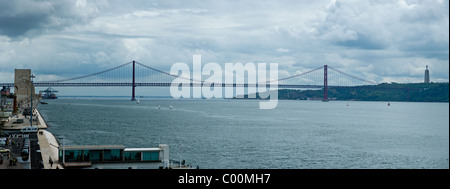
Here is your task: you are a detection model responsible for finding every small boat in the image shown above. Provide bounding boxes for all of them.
[387,102,390,106]
[40,101,48,104]
[136,99,140,104]
[169,105,173,109]
[158,105,160,109]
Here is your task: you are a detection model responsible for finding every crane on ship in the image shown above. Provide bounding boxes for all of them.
[39,87,59,99]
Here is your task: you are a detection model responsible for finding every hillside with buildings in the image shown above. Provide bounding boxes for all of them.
[275,82,449,102]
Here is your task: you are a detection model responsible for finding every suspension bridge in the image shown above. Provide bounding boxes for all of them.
[1,61,378,101]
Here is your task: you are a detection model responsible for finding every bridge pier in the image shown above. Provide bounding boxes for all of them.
[131,60,136,101]
[323,65,329,102]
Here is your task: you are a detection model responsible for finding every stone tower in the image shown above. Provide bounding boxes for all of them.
[424,65,430,83]
[14,69,40,109]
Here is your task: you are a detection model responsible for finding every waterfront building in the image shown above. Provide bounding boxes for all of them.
[58,144,170,169]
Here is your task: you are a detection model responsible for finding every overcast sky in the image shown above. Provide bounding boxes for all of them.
[0,0,448,95]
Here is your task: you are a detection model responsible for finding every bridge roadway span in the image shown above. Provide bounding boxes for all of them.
[0,63,380,101]
[1,82,355,89]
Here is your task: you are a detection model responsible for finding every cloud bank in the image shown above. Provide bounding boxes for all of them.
[0,0,448,89]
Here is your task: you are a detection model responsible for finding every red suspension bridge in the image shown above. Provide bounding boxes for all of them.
[1,61,378,101]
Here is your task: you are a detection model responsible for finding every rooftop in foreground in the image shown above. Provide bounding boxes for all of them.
[58,144,169,169]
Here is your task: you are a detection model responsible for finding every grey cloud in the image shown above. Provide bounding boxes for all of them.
[0,0,448,86]
[336,33,388,50]
[0,0,105,38]
[317,0,448,53]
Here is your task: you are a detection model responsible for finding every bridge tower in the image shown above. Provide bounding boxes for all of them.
[323,65,329,102]
[131,60,136,101]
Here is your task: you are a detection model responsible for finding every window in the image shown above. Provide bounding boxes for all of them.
[124,152,141,162]
[111,149,121,161]
[102,149,122,162]
[142,152,159,161]
[104,150,112,161]
[65,150,82,162]
[142,152,151,161]
[83,150,89,161]
[89,150,102,162]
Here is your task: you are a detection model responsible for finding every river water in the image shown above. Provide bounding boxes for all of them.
[37,98,449,169]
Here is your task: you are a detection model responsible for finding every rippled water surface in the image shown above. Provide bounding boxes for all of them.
[38,98,449,169]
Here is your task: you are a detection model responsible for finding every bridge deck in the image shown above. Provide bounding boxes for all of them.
[1,82,343,88]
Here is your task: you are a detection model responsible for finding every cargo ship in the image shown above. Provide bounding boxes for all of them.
[40,87,58,99]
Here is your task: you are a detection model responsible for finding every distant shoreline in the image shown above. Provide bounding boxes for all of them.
[58,96,173,98]
[39,82,449,103]
[47,96,450,103]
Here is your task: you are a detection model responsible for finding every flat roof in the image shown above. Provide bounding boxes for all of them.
[62,145,125,150]
[63,162,92,168]
[123,148,162,152]
[61,146,163,152]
